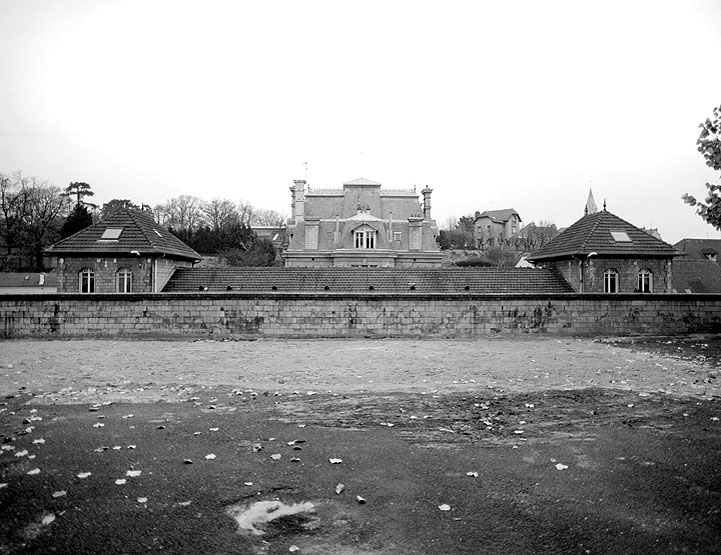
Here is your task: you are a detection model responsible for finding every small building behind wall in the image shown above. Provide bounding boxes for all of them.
[527,203,679,293]
[45,208,201,293]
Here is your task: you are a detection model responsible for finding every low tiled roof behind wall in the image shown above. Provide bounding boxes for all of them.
[163,267,574,293]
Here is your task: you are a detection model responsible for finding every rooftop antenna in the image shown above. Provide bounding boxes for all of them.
[303,161,308,181]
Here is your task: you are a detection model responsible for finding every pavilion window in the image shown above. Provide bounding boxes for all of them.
[603,269,619,293]
[637,268,653,293]
[79,268,95,293]
[116,268,133,293]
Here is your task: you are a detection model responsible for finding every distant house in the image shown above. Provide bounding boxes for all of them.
[45,208,200,293]
[473,209,521,248]
[527,205,679,293]
[672,238,721,293]
[283,178,443,267]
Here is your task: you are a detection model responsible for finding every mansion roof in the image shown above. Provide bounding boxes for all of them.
[528,210,678,262]
[163,267,574,294]
[672,238,721,293]
[46,208,201,261]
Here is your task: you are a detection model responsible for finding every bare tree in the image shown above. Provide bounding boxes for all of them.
[25,181,70,270]
[249,208,286,226]
[0,171,32,262]
[236,200,255,226]
[157,195,206,230]
[203,198,239,233]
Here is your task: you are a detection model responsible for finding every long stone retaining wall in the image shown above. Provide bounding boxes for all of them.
[2,293,721,338]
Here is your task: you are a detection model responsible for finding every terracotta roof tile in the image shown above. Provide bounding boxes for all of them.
[162,267,574,294]
[527,210,678,261]
[46,209,200,261]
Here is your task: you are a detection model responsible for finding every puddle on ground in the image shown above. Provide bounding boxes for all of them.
[225,498,400,554]
[226,499,318,536]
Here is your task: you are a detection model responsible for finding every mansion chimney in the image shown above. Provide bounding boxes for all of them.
[291,179,306,222]
[421,186,433,220]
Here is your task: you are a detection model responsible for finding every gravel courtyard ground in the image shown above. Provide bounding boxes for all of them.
[1,336,720,554]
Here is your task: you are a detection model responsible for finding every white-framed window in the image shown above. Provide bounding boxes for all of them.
[116,268,132,293]
[637,268,653,293]
[354,226,376,249]
[79,268,95,293]
[604,269,619,293]
[393,231,402,242]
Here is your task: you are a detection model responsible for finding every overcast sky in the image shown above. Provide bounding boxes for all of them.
[2,0,721,243]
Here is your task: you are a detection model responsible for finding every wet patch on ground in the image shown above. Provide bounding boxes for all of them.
[270,387,720,448]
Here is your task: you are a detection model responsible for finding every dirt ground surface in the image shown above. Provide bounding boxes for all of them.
[1,336,720,554]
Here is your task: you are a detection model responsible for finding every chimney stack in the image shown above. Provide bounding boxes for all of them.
[290,179,306,222]
[421,186,433,220]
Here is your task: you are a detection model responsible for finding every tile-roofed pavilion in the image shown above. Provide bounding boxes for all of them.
[46,208,200,260]
[527,209,677,261]
[527,207,679,293]
[46,208,200,293]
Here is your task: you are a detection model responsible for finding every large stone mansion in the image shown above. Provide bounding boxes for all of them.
[282,178,443,267]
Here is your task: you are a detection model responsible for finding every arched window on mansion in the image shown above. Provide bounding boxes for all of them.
[637,268,653,293]
[603,269,619,293]
[116,268,133,293]
[79,268,95,293]
[354,225,377,249]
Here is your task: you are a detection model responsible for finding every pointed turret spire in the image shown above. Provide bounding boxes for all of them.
[585,189,598,215]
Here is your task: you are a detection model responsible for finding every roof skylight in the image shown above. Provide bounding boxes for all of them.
[100,228,123,239]
[610,231,632,242]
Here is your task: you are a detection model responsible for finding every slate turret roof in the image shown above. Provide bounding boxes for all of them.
[46,208,201,261]
[527,210,679,262]
[162,267,574,294]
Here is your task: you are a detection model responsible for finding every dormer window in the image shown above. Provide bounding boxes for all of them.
[354,225,376,249]
[610,231,631,242]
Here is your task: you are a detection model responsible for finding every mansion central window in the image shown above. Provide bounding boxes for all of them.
[354,227,376,249]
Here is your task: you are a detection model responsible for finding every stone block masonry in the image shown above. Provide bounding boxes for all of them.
[1,292,721,339]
